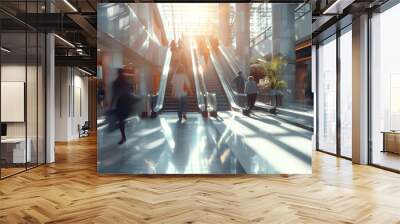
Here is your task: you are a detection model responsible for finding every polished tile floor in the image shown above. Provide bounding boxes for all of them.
[98,111,312,174]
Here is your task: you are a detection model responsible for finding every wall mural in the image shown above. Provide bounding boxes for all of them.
[97,3,313,174]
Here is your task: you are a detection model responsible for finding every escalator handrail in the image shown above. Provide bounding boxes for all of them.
[212,43,246,98]
[194,41,220,113]
[208,42,245,111]
[193,42,208,96]
[190,39,207,112]
[154,48,172,113]
[219,46,247,91]
[223,47,242,76]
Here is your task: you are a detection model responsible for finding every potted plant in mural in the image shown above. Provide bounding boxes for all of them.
[256,56,288,114]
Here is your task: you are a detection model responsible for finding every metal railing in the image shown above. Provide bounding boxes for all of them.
[250,26,272,47]
[295,3,311,21]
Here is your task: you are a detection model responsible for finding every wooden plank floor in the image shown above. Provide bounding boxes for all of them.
[1,135,400,223]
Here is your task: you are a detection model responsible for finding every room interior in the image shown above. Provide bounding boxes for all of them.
[0,0,399,222]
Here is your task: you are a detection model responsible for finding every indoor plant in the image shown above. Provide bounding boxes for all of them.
[256,56,288,114]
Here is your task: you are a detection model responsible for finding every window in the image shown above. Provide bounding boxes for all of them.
[339,26,352,158]
[370,3,400,171]
[317,35,337,154]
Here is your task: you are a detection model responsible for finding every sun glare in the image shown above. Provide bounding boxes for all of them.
[159,3,219,39]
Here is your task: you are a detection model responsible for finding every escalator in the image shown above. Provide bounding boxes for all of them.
[163,63,198,112]
[207,41,247,111]
[154,43,199,113]
[195,48,230,111]
[155,38,237,115]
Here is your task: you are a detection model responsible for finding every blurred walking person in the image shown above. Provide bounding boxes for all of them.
[111,68,135,144]
[244,76,257,115]
[171,64,192,122]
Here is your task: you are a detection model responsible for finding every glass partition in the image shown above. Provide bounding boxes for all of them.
[0,2,46,179]
[1,31,28,177]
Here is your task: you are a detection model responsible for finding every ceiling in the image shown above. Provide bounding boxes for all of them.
[311,0,390,41]
[0,0,99,74]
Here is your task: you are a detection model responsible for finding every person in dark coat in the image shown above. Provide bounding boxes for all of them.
[111,68,134,144]
[233,71,245,93]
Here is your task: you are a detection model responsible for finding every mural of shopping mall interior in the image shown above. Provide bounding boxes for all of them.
[97,3,313,174]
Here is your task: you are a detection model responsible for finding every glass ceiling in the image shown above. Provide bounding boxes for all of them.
[158,3,219,41]
[158,3,218,40]
[158,3,276,43]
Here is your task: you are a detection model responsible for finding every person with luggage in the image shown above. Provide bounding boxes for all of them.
[244,76,258,115]
[171,64,192,122]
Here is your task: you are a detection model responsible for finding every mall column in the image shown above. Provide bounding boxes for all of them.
[235,3,250,77]
[219,3,231,47]
[272,4,296,103]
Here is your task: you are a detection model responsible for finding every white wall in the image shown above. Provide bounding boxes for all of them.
[1,65,32,137]
[55,67,89,141]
